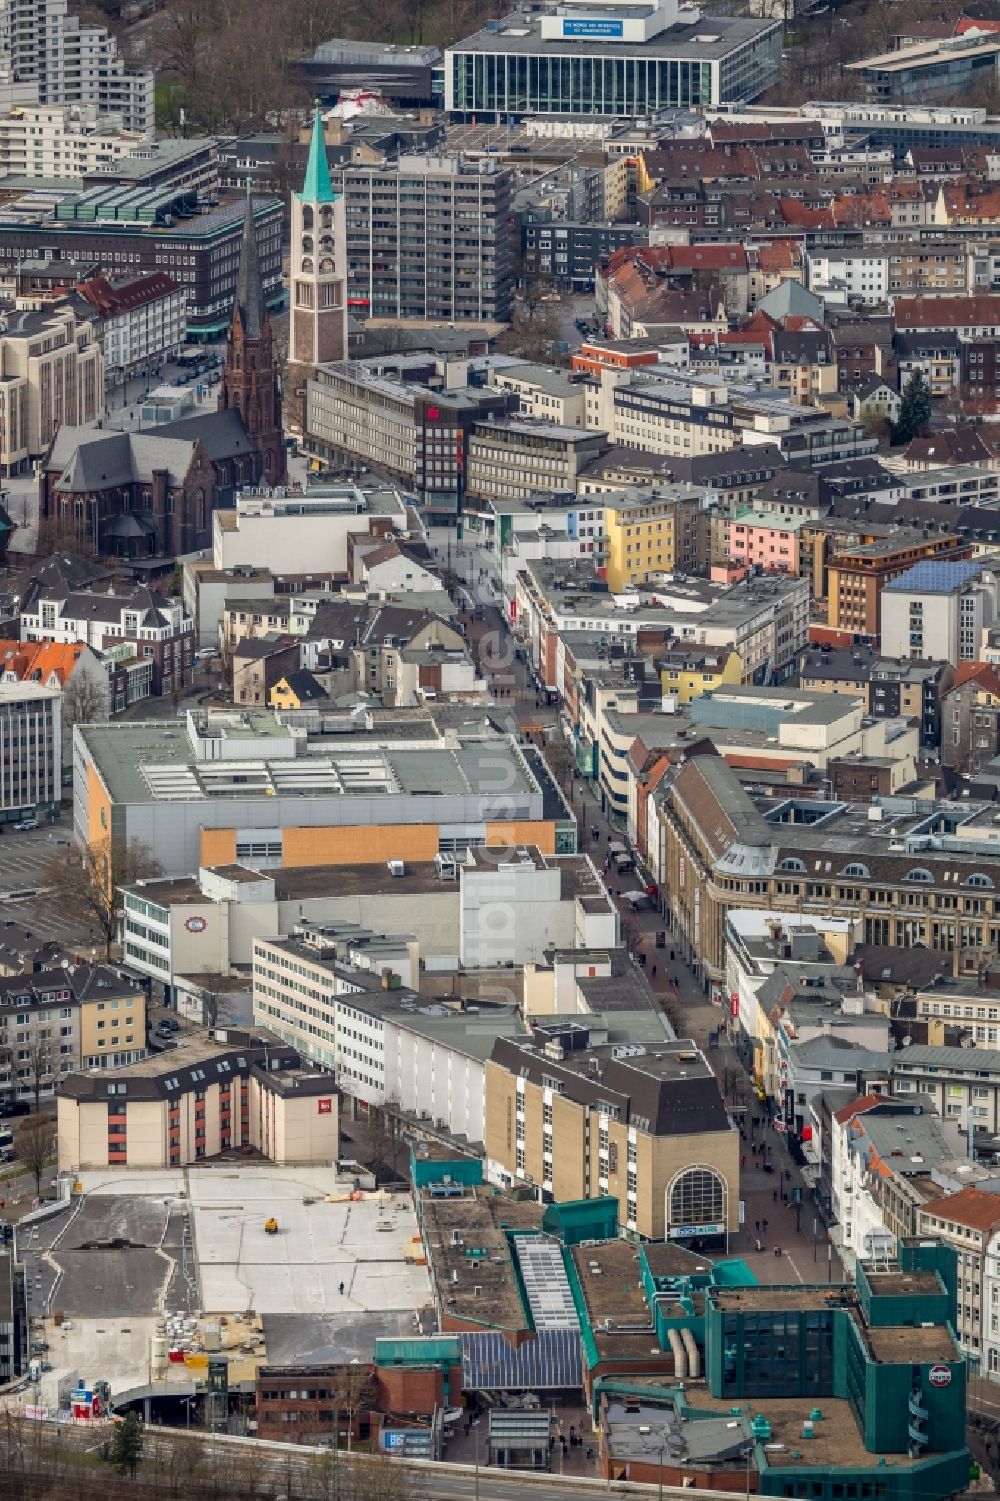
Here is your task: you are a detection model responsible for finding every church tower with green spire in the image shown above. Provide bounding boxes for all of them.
[289,106,347,383]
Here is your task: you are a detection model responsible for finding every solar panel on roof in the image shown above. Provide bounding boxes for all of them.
[884,560,982,593]
[461,1329,582,1391]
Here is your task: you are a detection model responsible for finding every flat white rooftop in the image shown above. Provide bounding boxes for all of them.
[187,1168,430,1315]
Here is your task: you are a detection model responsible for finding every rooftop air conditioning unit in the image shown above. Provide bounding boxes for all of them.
[387,860,405,877]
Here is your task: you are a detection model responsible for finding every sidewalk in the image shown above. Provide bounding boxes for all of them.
[448,567,844,1288]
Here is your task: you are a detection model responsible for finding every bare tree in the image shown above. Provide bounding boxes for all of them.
[619,911,642,955]
[15,1114,55,1197]
[367,1097,406,1178]
[26,1039,52,1116]
[545,739,575,791]
[35,510,98,559]
[61,671,109,731]
[496,301,568,366]
[333,1363,375,1452]
[45,837,162,960]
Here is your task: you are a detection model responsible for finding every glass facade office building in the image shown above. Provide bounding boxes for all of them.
[445,17,782,115]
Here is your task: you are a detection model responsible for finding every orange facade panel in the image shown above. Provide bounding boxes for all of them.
[200,828,238,866]
[281,823,440,867]
[484,821,556,854]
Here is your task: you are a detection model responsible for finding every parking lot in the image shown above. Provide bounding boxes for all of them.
[0,826,95,953]
[0,823,67,897]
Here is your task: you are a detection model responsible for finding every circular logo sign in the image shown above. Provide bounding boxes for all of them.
[185,916,207,933]
[928,1365,952,1388]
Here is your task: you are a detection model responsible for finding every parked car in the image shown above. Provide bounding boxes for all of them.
[13,819,37,831]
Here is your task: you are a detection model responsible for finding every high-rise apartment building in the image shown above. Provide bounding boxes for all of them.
[0,0,153,133]
[337,155,514,324]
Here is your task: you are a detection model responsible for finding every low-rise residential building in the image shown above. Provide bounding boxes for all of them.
[852,376,902,427]
[485,1027,740,1245]
[20,582,193,697]
[658,644,743,705]
[894,330,961,400]
[941,662,1000,771]
[490,363,588,428]
[603,486,705,591]
[800,647,953,750]
[0,963,147,1108]
[724,508,804,576]
[916,1186,1000,1359]
[57,1033,339,1171]
[182,559,276,651]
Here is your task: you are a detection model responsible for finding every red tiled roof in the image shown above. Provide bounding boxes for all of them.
[949,660,1000,695]
[76,270,181,318]
[923,1185,1000,1233]
[833,1093,884,1126]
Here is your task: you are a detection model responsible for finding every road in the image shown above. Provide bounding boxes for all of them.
[432,530,843,1286]
[8,1418,742,1501]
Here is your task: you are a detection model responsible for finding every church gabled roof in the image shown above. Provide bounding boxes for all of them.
[233,181,267,341]
[298,105,336,206]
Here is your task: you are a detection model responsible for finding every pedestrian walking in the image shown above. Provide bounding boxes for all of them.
[651,963,656,978]
[762,1218,768,1231]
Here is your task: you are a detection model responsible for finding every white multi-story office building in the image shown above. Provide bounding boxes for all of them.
[75,271,188,379]
[445,0,782,116]
[0,681,60,823]
[252,926,527,1143]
